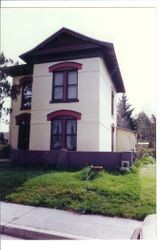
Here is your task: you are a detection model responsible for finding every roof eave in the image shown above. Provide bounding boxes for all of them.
[5,64,33,77]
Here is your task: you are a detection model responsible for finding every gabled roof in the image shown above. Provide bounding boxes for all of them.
[20,27,113,61]
[10,27,125,92]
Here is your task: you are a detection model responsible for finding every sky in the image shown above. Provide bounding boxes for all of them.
[1,3,156,131]
[1,1,164,248]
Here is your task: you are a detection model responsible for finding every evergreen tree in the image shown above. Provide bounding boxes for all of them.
[0,52,20,122]
[150,114,156,149]
[136,112,156,147]
[117,93,137,130]
[136,112,151,142]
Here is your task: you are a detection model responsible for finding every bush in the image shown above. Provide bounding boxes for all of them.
[79,166,102,181]
[135,145,155,160]
[134,156,155,168]
[0,144,11,159]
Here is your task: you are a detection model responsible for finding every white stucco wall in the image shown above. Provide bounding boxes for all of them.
[10,75,31,149]
[10,57,118,152]
[99,58,117,151]
[30,57,100,151]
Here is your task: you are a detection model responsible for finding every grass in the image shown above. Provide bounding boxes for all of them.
[0,157,156,220]
[0,164,54,200]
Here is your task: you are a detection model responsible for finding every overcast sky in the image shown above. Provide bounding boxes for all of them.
[1,5,156,129]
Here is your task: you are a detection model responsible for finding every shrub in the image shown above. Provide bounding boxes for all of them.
[0,144,11,159]
[136,145,155,160]
[120,166,131,174]
[79,166,102,181]
[134,156,155,168]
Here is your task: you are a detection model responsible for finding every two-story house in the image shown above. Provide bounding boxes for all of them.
[7,27,133,168]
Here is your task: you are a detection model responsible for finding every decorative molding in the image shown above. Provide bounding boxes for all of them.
[49,62,82,72]
[47,110,81,121]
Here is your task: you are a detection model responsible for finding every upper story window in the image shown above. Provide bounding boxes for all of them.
[20,77,32,110]
[111,91,114,116]
[49,62,82,103]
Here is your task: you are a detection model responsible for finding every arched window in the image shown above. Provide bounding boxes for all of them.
[20,77,32,110]
[47,110,81,151]
[15,113,31,150]
[49,62,82,103]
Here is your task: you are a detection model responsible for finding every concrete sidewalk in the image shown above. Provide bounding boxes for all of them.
[0,201,142,240]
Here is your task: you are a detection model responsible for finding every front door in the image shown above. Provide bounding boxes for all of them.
[18,120,30,150]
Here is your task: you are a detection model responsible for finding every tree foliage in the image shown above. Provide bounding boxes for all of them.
[0,52,20,121]
[136,112,156,148]
[117,93,137,130]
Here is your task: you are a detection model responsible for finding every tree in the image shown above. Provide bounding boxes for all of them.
[117,93,137,130]
[150,114,156,150]
[0,132,6,145]
[136,112,156,157]
[136,112,156,146]
[0,52,20,122]
[136,112,151,142]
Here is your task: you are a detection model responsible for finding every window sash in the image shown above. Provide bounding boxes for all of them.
[51,118,77,151]
[111,91,114,115]
[21,81,32,109]
[53,70,78,101]
[53,86,64,100]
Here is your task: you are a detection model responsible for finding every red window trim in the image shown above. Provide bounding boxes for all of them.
[49,62,82,72]
[15,113,31,125]
[47,110,81,121]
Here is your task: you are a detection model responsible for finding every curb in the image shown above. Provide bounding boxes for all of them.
[0,223,91,240]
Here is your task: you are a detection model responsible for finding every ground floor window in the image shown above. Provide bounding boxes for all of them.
[16,113,31,150]
[51,118,77,151]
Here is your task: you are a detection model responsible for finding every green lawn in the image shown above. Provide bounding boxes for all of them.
[0,157,156,220]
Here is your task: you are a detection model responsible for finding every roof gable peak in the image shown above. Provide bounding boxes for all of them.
[20,27,113,62]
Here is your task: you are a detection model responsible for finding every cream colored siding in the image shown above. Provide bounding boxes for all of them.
[30,58,100,151]
[77,122,99,151]
[99,58,117,151]
[116,128,137,152]
[10,76,31,149]
[30,124,50,150]
[10,57,119,152]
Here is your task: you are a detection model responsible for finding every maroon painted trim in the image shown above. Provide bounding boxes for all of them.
[49,62,82,72]
[47,110,81,121]
[15,113,31,125]
[19,76,33,85]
